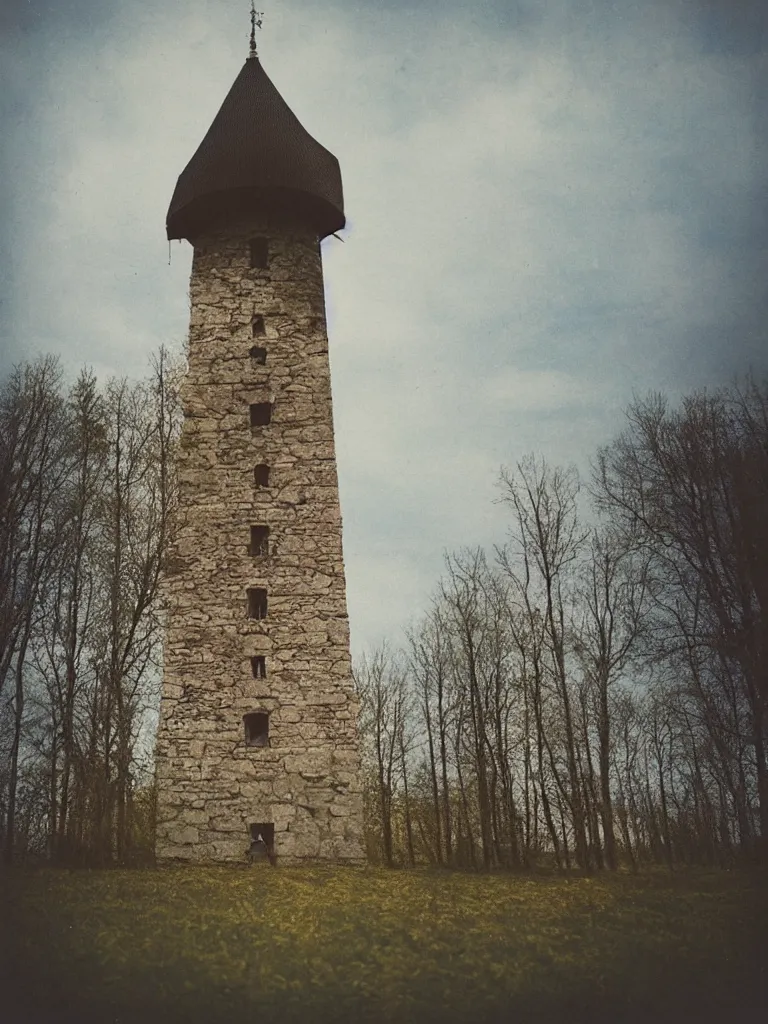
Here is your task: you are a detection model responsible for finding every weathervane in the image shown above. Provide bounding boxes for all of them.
[249,2,264,58]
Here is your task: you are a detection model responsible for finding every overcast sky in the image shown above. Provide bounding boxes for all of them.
[2,0,767,655]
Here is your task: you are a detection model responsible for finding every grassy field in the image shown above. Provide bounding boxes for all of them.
[1,865,765,1023]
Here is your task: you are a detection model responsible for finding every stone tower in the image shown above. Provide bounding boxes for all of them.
[154,38,365,866]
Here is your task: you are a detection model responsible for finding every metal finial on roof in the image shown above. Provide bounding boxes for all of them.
[249,2,264,58]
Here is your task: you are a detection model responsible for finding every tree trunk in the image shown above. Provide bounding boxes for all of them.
[597,679,616,870]
[400,737,415,867]
[4,634,29,864]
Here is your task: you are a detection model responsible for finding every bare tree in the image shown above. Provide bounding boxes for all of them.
[498,457,590,869]
[355,645,409,867]
[572,527,649,869]
[595,381,768,859]
[0,348,182,865]
[406,603,454,864]
[0,358,70,862]
[440,549,498,868]
[34,369,107,860]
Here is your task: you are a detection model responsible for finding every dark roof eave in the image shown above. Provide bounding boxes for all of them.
[166,185,346,242]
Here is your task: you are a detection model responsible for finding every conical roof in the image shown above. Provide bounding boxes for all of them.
[167,56,345,241]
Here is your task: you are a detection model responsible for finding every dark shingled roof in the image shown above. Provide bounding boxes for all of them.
[167,56,345,241]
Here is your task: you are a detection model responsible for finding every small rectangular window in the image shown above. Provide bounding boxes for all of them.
[250,403,272,427]
[250,346,267,365]
[254,464,270,488]
[250,525,270,557]
[251,655,267,678]
[252,315,266,336]
[250,238,269,269]
[244,712,269,747]
[248,821,276,864]
[247,587,268,620]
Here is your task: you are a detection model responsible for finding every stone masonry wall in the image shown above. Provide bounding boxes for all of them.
[155,210,365,865]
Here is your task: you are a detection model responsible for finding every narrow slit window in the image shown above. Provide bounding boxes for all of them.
[250,525,270,557]
[250,402,272,428]
[244,712,269,747]
[251,655,267,678]
[247,587,268,620]
[249,237,269,269]
[254,464,270,488]
[252,315,265,336]
[250,346,267,365]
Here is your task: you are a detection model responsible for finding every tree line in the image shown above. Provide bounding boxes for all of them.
[1,354,765,870]
[0,352,181,864]
[357,380,768,870]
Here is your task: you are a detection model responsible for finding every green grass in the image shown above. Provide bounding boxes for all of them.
[1,865,765,1023]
